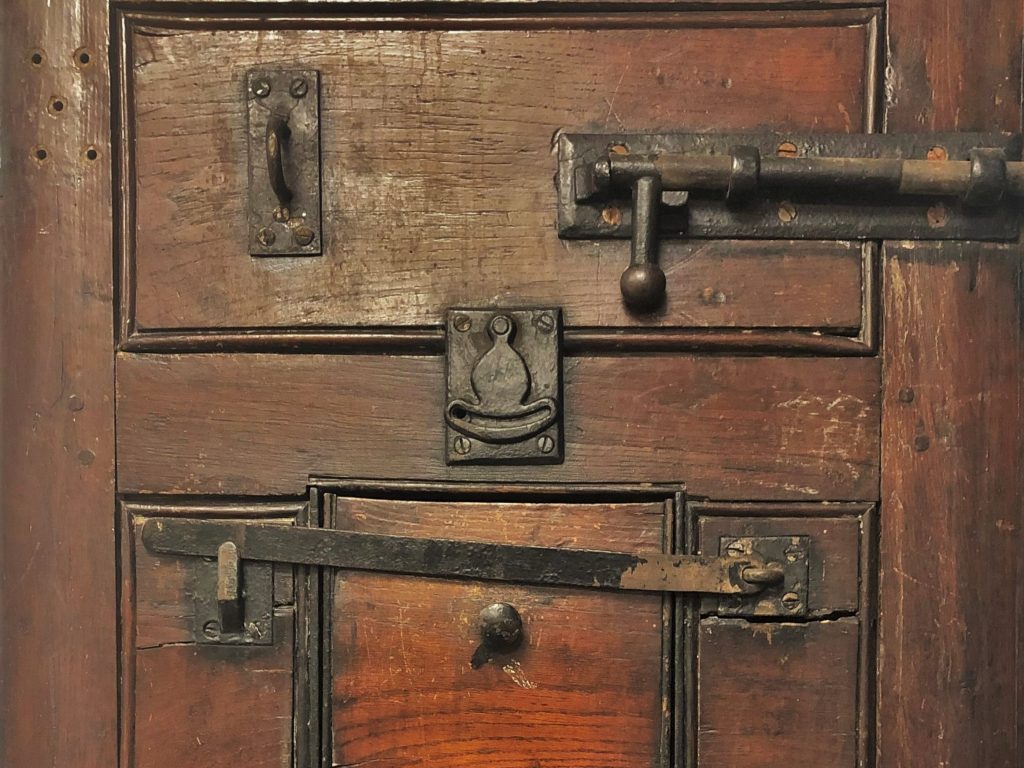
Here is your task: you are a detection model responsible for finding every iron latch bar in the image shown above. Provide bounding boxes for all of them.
[557,131,1024,312]
[143,518,784,596]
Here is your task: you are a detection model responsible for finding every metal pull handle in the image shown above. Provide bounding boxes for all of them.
[142,518,785,597]
[265,113,293,210]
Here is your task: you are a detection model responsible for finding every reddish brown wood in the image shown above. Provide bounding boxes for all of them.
[329,496,669,768]
[115,353,881,500]
[698,618,860,767]
[878,243,1023,767]
[122,13,878,334]
[0,2,118,767]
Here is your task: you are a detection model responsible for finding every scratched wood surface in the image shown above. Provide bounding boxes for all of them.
[125,13,877,332]
[0,1,118,767]
[329,496,669,768]
[115,353,881,500]
[698,618,860,767]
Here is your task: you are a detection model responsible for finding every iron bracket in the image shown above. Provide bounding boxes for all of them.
[717,536,810,618]
[189,541,274,645]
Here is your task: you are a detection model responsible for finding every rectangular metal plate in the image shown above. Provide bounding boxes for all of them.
[717,536,810,618]
[247,69,321,256]
[445,308,563,465]
[558,132,1023,241]
[191,556,274,645]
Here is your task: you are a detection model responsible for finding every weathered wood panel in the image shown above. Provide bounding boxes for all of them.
[0,2,117,767]
[115,353,881,500]
[878,243,1023,767]
[330,497,668,768]
[125,13,877,332]
[698,618,860,767]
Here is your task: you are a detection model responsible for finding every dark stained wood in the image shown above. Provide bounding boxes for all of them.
[877,243,1023,768]
[0,2,118,767]
[122,12,878,334]
[698,515,861,615]
[329,496,669,768]
[115,353,881,500]
[698,617,860,767]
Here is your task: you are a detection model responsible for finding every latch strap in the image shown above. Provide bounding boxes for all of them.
[142,518,781,596]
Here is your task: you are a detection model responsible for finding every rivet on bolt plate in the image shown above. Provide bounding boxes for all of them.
[252,79,271,98]
[289,77,308,98]
[453,315,472,332]
[256,227,276,246]
[202,620,222,640]
[293,226,315,246]
[453,436,472,455]
[537,434,555,454]
[781,592,802,610]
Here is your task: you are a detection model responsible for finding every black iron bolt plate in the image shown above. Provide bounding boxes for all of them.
[247,69,322,256]
[558,131,1023,241]
[717,535,810,618]
[191,556,274,645]
[445,308,563,465]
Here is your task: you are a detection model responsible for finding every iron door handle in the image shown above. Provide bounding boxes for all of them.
[265,113,293,209]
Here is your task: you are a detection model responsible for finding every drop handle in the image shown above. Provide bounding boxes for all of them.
[265,113,294,210]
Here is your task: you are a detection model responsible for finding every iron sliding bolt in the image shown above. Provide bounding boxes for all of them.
[142,518,786,597]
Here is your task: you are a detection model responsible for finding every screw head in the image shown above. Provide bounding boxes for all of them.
[273,206,290,223]
[453,314,472,332]
[453,436,472,455]
[781,592,802,610]
[784,544,804,563]
[202,620,222,640]
[289,77,308,98]
[293,226,315,246]
[537,434,555,454]
[533,313,555,333]
[252,79,271,98]
[778,201,798,223]
[725,540,747,558]
[256,227,276,247]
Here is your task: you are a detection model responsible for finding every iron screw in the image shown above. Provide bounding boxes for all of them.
[256,227,276,247]
[537,434,555,454]
[784,544,804,563]
[725,540,747,558]
[202,620,222,640]
[289,77,308,98]
[252,79,271,98]
[273,206,290,223]
[293,226,316,246]
[533,313,555,333]
[453,315,472,332]
[781,592,802,610]
[453,436,472,455]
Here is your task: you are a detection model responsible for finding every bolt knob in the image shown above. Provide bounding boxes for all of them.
[620,263,667,313]
[479,603,524,653]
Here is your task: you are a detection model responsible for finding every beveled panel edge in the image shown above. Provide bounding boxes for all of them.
[113,8,881,354]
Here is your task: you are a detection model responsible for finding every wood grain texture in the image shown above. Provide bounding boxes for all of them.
[124,13,877,332]
[115,353,881,500]
[0,2,117,767]
[329,497,668,768]
[698,515,861,615]
[878,243,1023,768]
[698,617,860,767]
[886,0,1022,131]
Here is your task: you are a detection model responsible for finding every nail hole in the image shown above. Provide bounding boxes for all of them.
[50,98,65,114]
[83,146,99,161]
[33,146,49,162]
[927,203,948,228]
[30,50,44,66]
[74,48,92,67]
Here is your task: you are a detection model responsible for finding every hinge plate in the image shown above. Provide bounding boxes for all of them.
[716,536,810,618]
[558,131,1023,241]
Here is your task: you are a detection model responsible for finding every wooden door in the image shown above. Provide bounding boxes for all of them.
[2,3,1020,768]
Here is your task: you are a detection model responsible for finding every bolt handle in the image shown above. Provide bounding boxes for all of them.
[621,175,667,313]
[479,603,524,653]
[266,114,294,209]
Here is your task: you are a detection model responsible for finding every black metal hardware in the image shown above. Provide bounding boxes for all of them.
[190,538,274,646]
[143,518,798,598]
[718,536,809,618]
[445,308,563,465]
[247,69,321,256]
[479,603,524,652]
[558,132,1024,311]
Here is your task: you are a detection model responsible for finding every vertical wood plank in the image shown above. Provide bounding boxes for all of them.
[879,245,1023,766]
[0,1,116,767]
